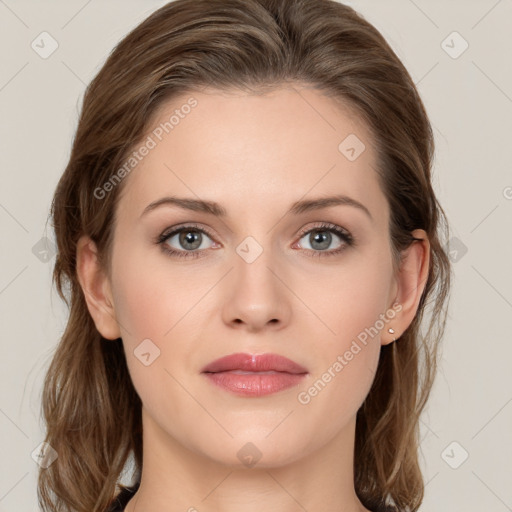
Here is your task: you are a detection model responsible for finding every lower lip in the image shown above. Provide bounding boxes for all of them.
[203,370,307,397]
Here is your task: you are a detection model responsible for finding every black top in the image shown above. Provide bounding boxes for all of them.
[106,482,140,511]
[106,482,398,512]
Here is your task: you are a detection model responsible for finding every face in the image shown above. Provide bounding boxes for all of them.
[92,85,405,467]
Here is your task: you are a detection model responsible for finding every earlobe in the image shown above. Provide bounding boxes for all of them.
[76,235,121,340]
[382,229,430,346]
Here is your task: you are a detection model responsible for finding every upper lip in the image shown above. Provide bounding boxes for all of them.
[201,353,308,374]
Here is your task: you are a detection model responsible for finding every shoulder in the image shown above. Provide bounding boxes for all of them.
[105,482,140,512]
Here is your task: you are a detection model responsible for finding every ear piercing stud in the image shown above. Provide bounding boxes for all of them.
[388,327,396,342]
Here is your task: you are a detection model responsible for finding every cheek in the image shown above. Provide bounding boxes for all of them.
[110,256,202,424]
[110,250,212,393]
[297,253,392,423]
[111,244,205,342]
[307,252,394,349]
[297,343,380,450]
[298,294,385,442]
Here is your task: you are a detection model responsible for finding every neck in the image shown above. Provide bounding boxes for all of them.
[124,407,369,512]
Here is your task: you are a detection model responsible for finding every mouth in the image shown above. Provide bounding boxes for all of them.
[201,353,308,397]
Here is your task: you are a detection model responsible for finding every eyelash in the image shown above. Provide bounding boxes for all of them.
[155,222,355,260]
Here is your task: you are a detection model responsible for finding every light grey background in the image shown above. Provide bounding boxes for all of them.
[1,1,511,510]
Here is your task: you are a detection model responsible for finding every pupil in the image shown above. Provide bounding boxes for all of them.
[180,230,201,250]
[311,231,331,250]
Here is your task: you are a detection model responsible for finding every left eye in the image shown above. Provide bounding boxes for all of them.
[296,226,351,253]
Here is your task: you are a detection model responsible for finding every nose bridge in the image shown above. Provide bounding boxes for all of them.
[235,239,277,294]
[221,234,290,330]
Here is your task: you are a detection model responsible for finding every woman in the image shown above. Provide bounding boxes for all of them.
[38,0,451,511]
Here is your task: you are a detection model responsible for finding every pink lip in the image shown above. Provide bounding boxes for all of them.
[201,353,308,397]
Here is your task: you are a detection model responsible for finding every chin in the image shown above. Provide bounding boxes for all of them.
[195,429,315,470]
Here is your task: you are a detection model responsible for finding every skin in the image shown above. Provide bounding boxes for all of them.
[77,84,430,512]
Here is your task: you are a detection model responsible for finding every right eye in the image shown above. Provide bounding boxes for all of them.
[157,224,219,259]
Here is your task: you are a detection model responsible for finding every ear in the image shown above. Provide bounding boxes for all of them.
[382,229,430,346]
[76,235,121,340]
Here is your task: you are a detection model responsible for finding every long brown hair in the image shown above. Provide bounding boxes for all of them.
[39,1,451,510]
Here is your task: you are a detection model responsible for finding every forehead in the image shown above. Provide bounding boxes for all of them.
[116,85,387,225]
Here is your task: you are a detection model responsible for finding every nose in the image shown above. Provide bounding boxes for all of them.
[221,248,292,333]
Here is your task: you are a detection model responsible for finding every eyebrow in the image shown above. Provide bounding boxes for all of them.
[140,194,372,220]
